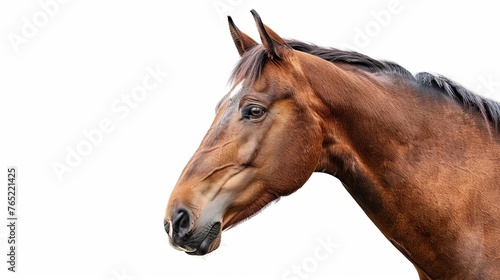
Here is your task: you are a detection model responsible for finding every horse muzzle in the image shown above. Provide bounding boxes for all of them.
[164,207,222,255]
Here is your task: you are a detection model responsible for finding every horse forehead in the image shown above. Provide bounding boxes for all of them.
[209,93,242,142]
[228,81,244,99]
[221,60,304,109]
[258,61,305,92]
[215,81,245,112]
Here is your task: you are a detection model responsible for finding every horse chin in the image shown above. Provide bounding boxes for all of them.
[186,222,222,256]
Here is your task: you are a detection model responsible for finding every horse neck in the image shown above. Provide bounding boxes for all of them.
[310,64,421,218]
[309,63,425,182]
[305,59,500,277]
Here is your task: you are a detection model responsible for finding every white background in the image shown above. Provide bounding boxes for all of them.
[1,1,499,279]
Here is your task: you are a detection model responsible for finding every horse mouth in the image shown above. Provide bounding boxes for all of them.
[186,222,222,256]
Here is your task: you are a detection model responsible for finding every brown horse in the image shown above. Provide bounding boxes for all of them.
[164,10,500,279]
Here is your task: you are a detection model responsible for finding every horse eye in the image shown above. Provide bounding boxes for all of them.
[242,105,266,120]
[250,107,263,116]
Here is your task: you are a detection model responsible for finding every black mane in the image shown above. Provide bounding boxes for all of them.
[286,40,414,79]
[230,39,500,130]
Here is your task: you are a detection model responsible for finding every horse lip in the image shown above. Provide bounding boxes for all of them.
[186,222,222,256]
[169,238,197,253]
[172,244,197,253]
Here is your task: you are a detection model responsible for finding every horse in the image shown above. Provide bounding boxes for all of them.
[164,10,500,279]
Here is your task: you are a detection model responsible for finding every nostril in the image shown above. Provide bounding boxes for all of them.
[172,209,191,238]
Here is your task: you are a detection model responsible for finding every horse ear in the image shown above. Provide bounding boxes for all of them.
[228,16,258,56]
[250,9,288,59]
